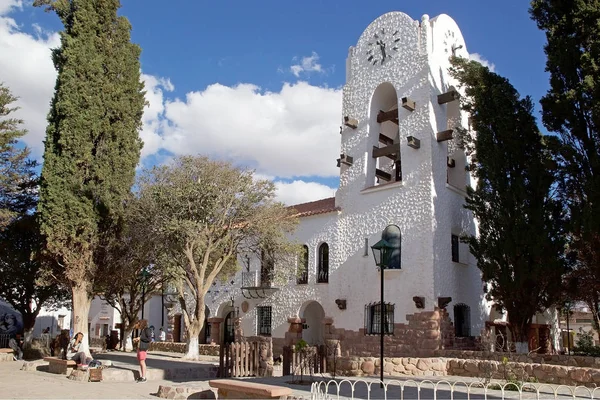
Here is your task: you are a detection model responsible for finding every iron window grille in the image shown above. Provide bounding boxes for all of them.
[297,245,308,284]
[317,243,329,283]
[451,234,459,262]
[364,302,395,335]
[257,306,272,336]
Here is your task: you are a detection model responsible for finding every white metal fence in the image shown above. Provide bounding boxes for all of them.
[310,379,600,400]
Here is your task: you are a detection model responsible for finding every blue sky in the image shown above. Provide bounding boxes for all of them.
[0,0,549,204]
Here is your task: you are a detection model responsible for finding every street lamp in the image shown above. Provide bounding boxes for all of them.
[139,267,152,320]
[371,237,393,389]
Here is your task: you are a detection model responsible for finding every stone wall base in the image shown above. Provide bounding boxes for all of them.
[148,342,219,356]
[333,356,600,388]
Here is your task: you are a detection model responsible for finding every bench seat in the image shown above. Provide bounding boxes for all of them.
[43,357,77,374]
[0,348,13,354]
[209,379,292,399]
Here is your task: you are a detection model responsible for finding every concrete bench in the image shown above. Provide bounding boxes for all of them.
[43,357,77,374]
[209,379,292,399]
[0,348,14,362]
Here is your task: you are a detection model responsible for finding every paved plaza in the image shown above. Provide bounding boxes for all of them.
[0,351,596,399]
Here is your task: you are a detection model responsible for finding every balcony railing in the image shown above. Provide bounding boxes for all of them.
[241,270,274,288]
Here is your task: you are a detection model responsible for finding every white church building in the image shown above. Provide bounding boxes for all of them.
[198,11,489,357]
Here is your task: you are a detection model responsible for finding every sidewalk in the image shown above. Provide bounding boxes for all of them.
[0,351,596,399]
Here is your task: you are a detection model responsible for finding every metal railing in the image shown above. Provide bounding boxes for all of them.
[240,270,273,288]
[0,334,9,348]
[310,378,600,400]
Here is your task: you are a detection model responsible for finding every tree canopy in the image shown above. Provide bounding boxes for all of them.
[530,0,600,335]
[450,56,566,345]
[133,156,299,358]
[0,83,37,229]
[35,0,145,351]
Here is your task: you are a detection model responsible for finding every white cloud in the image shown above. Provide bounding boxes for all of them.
[290,52,324,77]
[469,53,496,73]
[1,6,342,183]
[274,180,336,206]
[0,1,60,156]
[160,81,341,178]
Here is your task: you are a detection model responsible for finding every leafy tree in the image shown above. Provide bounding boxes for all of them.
[0,216,69,348]
[0,83,37,228]
[530,0,600,337]
[34,0,145,355]
[133,156,299,359]
[97,204,169,350]
[450,56,566,349]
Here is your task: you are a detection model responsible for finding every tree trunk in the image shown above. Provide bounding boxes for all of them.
[72,283,92,357]
[23,328,34,350]
[183,318,203,360]
[123,327,134,351]
[21,313,37,350]
[508,320,530,354]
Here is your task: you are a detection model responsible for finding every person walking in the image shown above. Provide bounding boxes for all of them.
[136,319,152,383]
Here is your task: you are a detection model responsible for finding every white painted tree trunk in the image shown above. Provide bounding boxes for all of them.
[123,328,134,351]
[515,341,529,354]
[72,284,92,358]
[184,335,199,359]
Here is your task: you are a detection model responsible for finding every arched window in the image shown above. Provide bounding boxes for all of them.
[297,245,308,284]
[454,303,471,337]
[368,82,401,187]
[317,243,329,283]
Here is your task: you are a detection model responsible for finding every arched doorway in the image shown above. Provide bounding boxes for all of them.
[301,301,325,345]
[224,311,235,344]
[173,314,182,342]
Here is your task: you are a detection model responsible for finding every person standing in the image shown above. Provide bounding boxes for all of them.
[136,320,152,383]
[159,327,166,342]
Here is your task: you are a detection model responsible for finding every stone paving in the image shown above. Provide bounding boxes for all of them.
[0,350,597,399]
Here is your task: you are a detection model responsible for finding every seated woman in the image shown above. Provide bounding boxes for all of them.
[66,332,91,368]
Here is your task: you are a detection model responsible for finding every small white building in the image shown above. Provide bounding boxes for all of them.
[197,11,489,357]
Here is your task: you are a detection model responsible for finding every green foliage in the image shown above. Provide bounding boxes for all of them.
[0,83,37,229]
[573,328,600,356]
[133,156,299,355]
[449,56,566,343]
[294,339,308,353]
[0,214,69,331]
[530,0,600,337]
[35,0,145,293]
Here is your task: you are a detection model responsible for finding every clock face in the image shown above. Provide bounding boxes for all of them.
[442,30,464,57]
[366,27,400,66]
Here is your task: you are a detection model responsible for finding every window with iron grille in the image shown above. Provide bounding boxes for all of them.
[317,243,329,283]
[364,302,394,335]
[451,234,459,262]
[257,306,272,336]
[297,245,308,284]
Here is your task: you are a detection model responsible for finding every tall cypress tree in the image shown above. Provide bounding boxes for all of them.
[450,57,565,350]
[35,0,145,352]
[530,0,600,335]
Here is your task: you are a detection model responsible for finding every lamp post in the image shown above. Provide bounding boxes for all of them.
[139,268,151,320]
[371,238,393,389]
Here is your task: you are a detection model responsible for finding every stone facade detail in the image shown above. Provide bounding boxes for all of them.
[335,308,454,357]
[334,356,600,387]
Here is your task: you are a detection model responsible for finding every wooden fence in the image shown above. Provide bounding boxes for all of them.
[282,344,326,376]
[219,341,260,378]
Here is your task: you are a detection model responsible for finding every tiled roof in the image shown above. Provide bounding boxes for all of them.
[289,197,339,218]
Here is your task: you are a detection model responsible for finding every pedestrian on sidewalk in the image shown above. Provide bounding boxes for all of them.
[135,319,152,383]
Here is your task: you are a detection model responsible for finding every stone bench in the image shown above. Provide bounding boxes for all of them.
[43,357,77,374]
[0,348,14,362]
[209,379,292,399]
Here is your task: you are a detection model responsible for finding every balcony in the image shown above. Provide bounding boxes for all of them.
[240,270,279,299]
